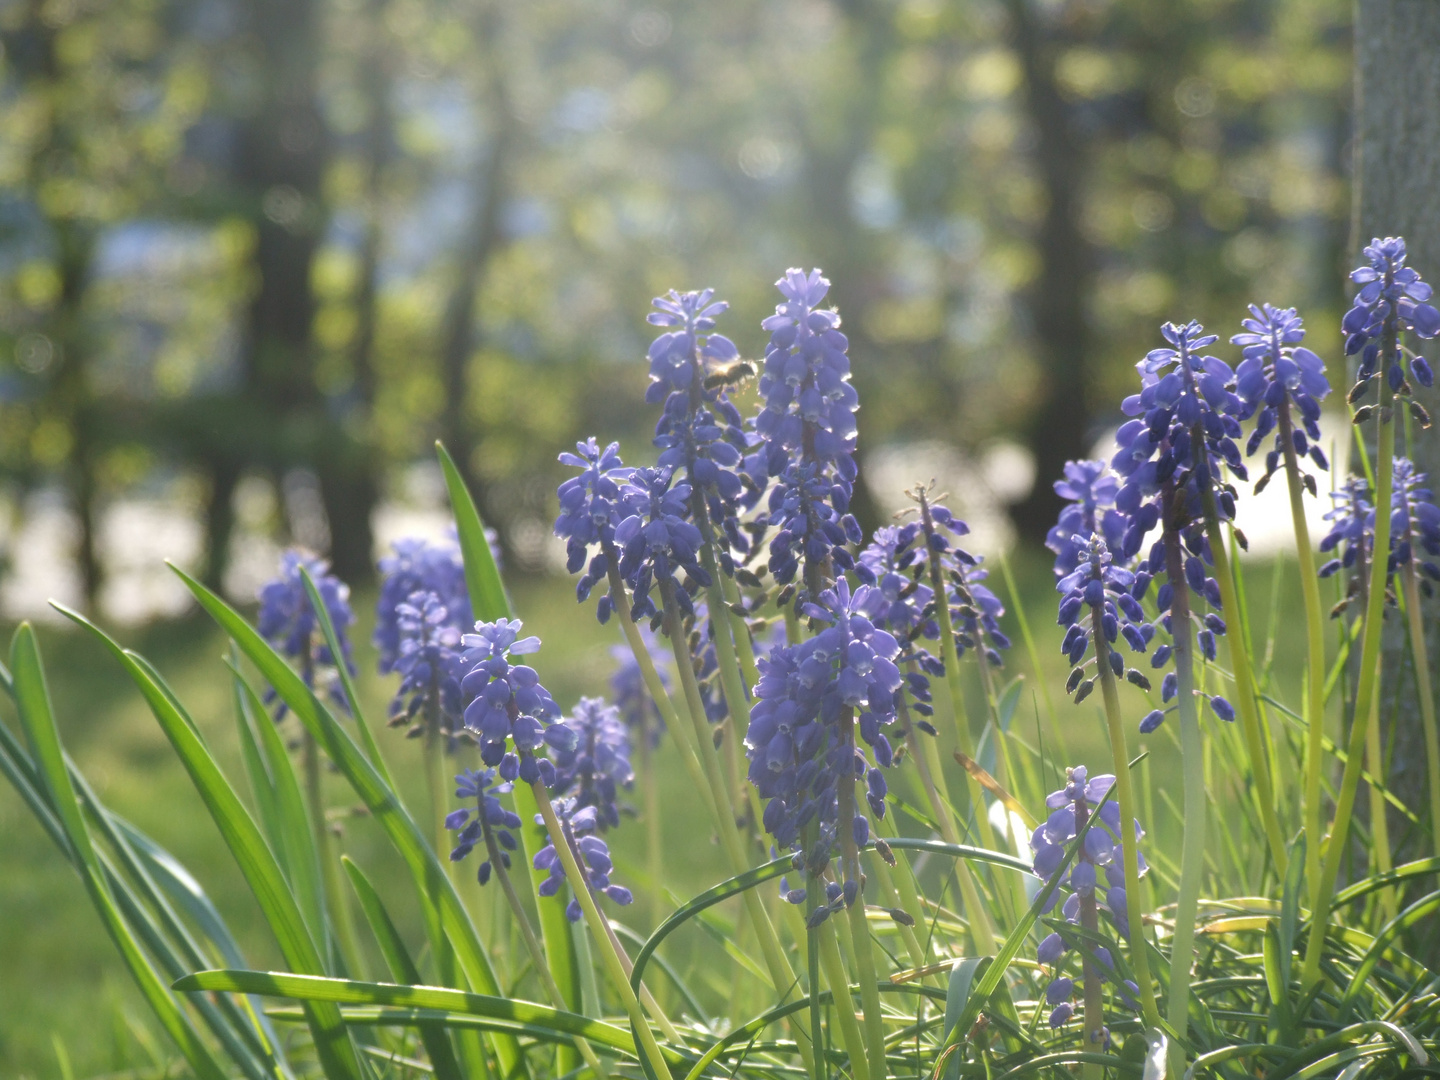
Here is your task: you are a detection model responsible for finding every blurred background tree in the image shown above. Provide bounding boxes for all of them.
[0,0,1353,615]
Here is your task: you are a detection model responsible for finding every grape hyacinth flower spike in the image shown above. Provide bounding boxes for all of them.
[386,591,466,745]
[256,548,356,717]
[549,697,633,831]
[1388,458,1440,586]
[554,438,633,624]
[459,619,575,785]
[445,767,522,886]
[375,536,472,673]
[614,466,711,627]
[533,798,633,922]
[1056,534,1153,710]
[1047,460,1127,578]
[1344,236,1440,424]
[1031,766,1148,1044]
[1232,303,1332,494]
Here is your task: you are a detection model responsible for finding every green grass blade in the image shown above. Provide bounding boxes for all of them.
[9,623,231,1080]
[231,662,329,959]
[436,440,508,622]
[298,567,394,790]
[168,565,527,1079]
[176,969,688,1065]
[343,857,465,1080]
[264,1005,629,1054]
[52,607,362,1080]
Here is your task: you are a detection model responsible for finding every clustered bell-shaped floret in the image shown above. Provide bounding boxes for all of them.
[257,549,356,717]
[1046,461,1127,578]
[1343,237,1440,392]
[854,524,942,724]
[1030,766,1147,1032]
[446,767,522,886]
[614,466,711,625]
[914,500,1012,669]
[1232,304,1331,489]
[459,619,575,785]
[1056,535,1154,708]
[1318,476,1373,580]
[375,537,472,674]
[387,591,466,743]
[548,697,633,831]
[555,439,633,623]
[765,462,863,587]
[533,798,633,922]
[1388,459,1440,583]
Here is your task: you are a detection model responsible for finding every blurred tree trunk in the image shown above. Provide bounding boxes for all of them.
[1005,0,1094,544]
[438,7,513,533]
[1355,1,1440,866]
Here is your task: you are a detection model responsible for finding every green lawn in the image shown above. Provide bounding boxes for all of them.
[0,551,1315,1079]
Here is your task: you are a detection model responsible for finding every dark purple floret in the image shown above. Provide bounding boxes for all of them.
[1388,458,1440,584]
[1342,237,1440,395]
[459,619,574,786]
[1318,476,1373,581]
[446,767,522,886]
[554,438,634,622]
[1232,304,1332,488]
[386,590,467,746]
[375,536,473,674]
[614,466,711,625]
[257,548,356,717]
[1047,461,1129,578]
[1057,535,1154,706]
[548,697,633,831]
[534,797,633,922]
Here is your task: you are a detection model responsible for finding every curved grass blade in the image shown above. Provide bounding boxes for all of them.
[342,857,464,1080]
[176,969,690,1066]
[437,441,509,623]
[610,921,707,1023]
[9,624,231,1080]
[52,607,362,1080]
[167,566,526,1078]
[1338,892,1440,1017]
[1331,858,1440,910]
[941,958,986,1080]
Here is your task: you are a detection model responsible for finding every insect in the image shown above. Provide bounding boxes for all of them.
[703,358,757,390]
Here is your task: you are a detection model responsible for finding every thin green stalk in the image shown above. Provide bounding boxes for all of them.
[1163,511,1206,1064]
[720,570,760,686]
[1073,797,1106,1080]
[998,551,1066,762]
[1302,347,1396,993]
[840,711,887,1080]
[531,783,672,1078]
[595,904,684,1045]
[1362,686,1397,922]
[1197,487,1288,876]
[639,707,664,929]
[303,728,365,979]
[818,918,871,1080]
[1088,600,1160,1030]
[1277,403,1329,916]
[424,719,449,873]
[1402,563,1440,860]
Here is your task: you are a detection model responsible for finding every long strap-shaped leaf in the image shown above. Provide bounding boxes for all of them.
[343,857,466,1080]
[8,624,232,1080]
[167,564,528,1078]
[52,608,363,1080]
[177,969,691,1066]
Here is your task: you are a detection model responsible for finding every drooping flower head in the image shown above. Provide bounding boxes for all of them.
[1343,237,1439,397]
[646,289,756,570]
[1056,535,1155,711]
[1047,461,1128,578]
[549,697,633,831]
[613,466,711,625]
[533,798,633,922]
[1231,304,1331,492]
[855,524,943,723]
[386,591,466,746]
[1030,766,1147,1032]
[459,620,574,786]
[375,537,472,674]
[446,767,521,886]
[746,580,900,921]
[1387,458,1440,584]
[913,493,1012,669]
[555,438,634,622]
[257,549,356,716]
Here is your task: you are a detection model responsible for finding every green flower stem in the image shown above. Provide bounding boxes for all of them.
[531,784,673,1079]
[898,696,997,954]
[840,711,888,1080]
[639,707,664,929]
[1163,510,1206,1062]
[594,899,685,1045]
[1072,796,1106,1080]
[1197,486,1289,876]
[818,916,872,1080]
[481,818,608,1077]
[1276,403,1329,915]
[720,570,761,686]
[1362,688,1397,922]
[655,575,814,1065]
[424,717,450,876]
[1401,563,1440,862]
[869,813,927,968]
[969,635,1028,924]
[1087,602,1160,1030]
[1302,342,1396,994]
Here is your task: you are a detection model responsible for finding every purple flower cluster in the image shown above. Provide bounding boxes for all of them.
[548,698,633,831]
[746,581,900,917]
[917,500,1011,668]
[446,767,521,886]
[1343,237,1439,392]
[256,549,356,716]
[1030,767,1146,1032]
[1388,459,1440,583]
[855,524,943,727]
[609,634,670,748]
[1318,476,1373,581]
[1232,304,1331,487]
[554,439,631,623]
[1046,461,1127,578]
[1056,535,1153,708]
[459,620,574,785]
[386,591,466,744]
[375,537,471,674]
[614,466,711,625]
[534,798,633,922]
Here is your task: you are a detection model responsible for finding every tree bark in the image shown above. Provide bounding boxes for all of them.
[1354,0,1440,866]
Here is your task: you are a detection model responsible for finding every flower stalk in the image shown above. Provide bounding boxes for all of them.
[1401,562,1440,860]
